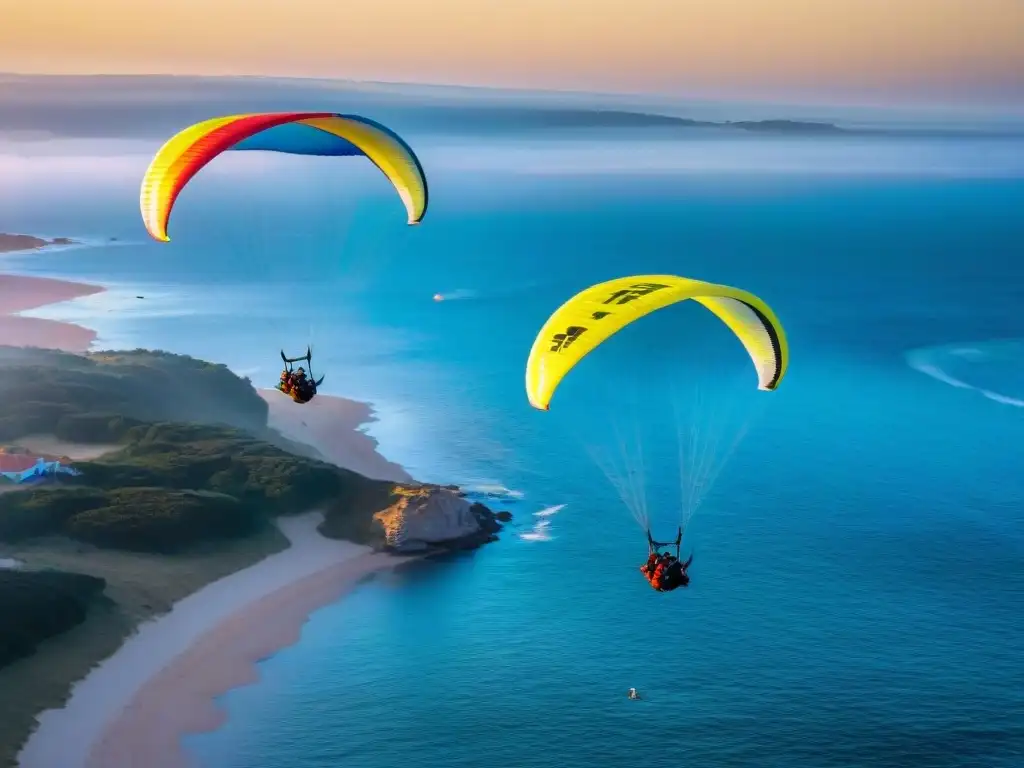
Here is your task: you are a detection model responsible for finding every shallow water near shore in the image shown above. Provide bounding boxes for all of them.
[4,129,1024,767]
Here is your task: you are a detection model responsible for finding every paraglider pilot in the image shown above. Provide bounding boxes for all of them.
[276,349,324,405]
[279,369,294,395]
[639,527,692,592]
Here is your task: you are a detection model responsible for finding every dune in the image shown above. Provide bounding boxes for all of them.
[259,388,412,483]
[0,274,104,353]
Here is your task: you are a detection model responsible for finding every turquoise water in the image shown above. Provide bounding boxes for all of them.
[4,132,1024,767]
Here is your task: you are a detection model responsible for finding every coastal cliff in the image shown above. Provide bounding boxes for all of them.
[373,486,504,552]
[0,346,506,557]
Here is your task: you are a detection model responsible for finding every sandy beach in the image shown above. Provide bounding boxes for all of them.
[17,513,401,768]
[0,274,104,352]
[2,245,416,767]
[260,389,412,483]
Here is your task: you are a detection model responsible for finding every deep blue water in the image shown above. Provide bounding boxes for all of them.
[3,132,1024,767]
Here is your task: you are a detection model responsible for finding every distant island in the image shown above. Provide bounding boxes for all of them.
[0,234,76,254]
[401,105,851,135]
[724,119,844,134]
[411,105,1024,139]
[561,111,846,134]
[411,104,1024,139]
[0,346,506,767]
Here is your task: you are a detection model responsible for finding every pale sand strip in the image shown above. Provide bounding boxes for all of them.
[259,388,412,483]
[0,274,105,353]
[18,513,405,768]
[86,549,403,768]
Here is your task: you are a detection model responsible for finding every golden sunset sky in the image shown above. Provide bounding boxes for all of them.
[1,0,1021,102]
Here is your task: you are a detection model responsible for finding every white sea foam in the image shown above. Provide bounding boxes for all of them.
[432,288,479,302]
[519,504,567,542]
[907,340,1024,408]
[519,519,554,542]
[534,504,566,518]
[464,482,526,501]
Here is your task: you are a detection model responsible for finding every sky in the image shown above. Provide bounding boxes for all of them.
[0,0,1021,105]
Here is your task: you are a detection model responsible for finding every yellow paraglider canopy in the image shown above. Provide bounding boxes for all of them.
[525,275,788,411]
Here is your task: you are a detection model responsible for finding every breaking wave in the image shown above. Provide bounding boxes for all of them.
[906,340,1024,408]
[534,504,566,518]
[463,482,526,503]
[519,503,567,542]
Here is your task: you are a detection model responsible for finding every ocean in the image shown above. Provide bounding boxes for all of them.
[2,124,1024,767]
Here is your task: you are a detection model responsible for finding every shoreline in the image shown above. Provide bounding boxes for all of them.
[17,514,408,768]
[1,252,422,767]
[0,273,105,352]
[1,233,106,352]
[258,388,413,483]
[86,544,409,768]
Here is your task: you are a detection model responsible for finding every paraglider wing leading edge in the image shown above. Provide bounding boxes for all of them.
[140,112,428,242]
[524,274,788,412]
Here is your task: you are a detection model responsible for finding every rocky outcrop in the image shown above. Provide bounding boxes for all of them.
[373,485,508,553]
[0,233,77,253]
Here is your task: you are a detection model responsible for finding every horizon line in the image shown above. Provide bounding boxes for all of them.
[2,70,1022,117]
